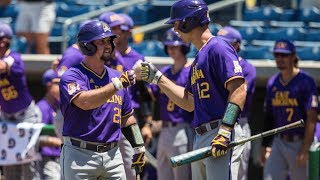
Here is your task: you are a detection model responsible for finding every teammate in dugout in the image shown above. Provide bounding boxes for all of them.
[0,22,42,179]
[217,26,256,180]
[259,40,318,180]
[99,12,153,180]
[149,28,194,180]
[59,20,146,179]
[37,69,62,180]
[135,0,247,179]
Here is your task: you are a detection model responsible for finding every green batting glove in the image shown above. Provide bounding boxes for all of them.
[140,62,162,84]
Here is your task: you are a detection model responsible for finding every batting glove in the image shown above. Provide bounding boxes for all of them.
[140,62,162,84]
[211,128,231,158]
[112,70,136,90]
[132,146,146,174]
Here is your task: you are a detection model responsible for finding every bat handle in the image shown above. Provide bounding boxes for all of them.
[170,146,212,167]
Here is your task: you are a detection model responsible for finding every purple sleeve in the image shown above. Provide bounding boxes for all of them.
[303,77,318,111]
[4,52,24,76]
[211,41,243,87]
[59,68,89,103]
[121,88,133,117]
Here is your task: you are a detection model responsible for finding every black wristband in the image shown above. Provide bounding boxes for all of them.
[221,102,241,128]
[122,123,144,148]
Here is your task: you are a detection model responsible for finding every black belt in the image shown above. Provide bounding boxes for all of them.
[162,121,178,128]
[70,138,118,153]
[194,120,219,135]
[279,134,304,142]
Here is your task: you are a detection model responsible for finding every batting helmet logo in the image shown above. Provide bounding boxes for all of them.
[77,20,117,56]
[165,0,210,33]
[163,28,190,55]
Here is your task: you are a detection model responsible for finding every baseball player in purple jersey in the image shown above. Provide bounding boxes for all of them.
[0,22,42,180]
[149,28,194,180]
[315,122,320,142]
[56,43,84,76]
[260,40,318,180]
[114,13,153,143]
[217,26,256,180]
[59,20,146,179]
[37,69,62,180]
[135,0,247,179]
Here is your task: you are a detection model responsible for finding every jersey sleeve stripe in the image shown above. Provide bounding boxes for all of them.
[224,76,244,89]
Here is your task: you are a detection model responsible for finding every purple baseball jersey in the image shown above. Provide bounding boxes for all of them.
[185,37,243,127]
[316,122,320,140]
[105,50,125,72]
[151,64,193,123]
[239,57,256,118]
[57,44,84,76]
[37,98,61,157]
[59,63,133,143]
[265,70,318,136]
[0,50,33,114]
[121,47,145,109]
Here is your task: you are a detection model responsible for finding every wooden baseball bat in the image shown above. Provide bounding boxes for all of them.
[170,119,304,167]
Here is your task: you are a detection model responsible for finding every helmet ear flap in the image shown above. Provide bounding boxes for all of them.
[78,42,97,56]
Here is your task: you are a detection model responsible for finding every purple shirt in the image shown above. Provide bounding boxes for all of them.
[60,63,133,143]
[264,70,318,136]
[185,37,243,127]
[57,44,84,76]
[239,57,256,118]
[0,50,33,114]
[151,64,193,124]
[315,122,320,141]
[105,51,125,72]
[121,47,146,109]
[37,99,61,157]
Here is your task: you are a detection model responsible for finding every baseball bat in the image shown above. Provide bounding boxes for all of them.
[170,119,304,167]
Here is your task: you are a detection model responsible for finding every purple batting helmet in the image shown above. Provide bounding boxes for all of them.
[42,69,60,86]
[217,26,242,43]
[118,13,134,31]
[99,12,123,28]
[163,28,190,55]
[165,0,210,33]
[77,20,117,56]
[0,23,13,39]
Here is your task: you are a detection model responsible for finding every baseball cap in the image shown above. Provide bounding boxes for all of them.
[99,12,123,28]
[273,39,295,54]
[217,26,242,43]
[118,13,134,31]
[0,23,13,39]
[42,69,60,86]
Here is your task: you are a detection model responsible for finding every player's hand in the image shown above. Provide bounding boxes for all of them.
[140,62,162,84]
[132,146,146,174]
[141,124,153,146]
[133,59,143,80]
[296,149,308,167]
[258,147,271,167]
[120,70,136,88]
[211,128,231,158]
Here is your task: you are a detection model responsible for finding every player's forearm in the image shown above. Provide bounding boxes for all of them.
[301,110,317,152]
[158,75,194,112]
[73,83,118,110]
[227,79,246,110]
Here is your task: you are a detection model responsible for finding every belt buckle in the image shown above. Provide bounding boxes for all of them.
[96,144,108,153]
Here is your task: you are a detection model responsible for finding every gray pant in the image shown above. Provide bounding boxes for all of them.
[156,123,194,180]
[238,117,251,180]
[119,134,135,180]
[61,137,126,180]
[191,122,245,180]
[0,101,42,180]
[263,136,306,180]
[40,156,61,180]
